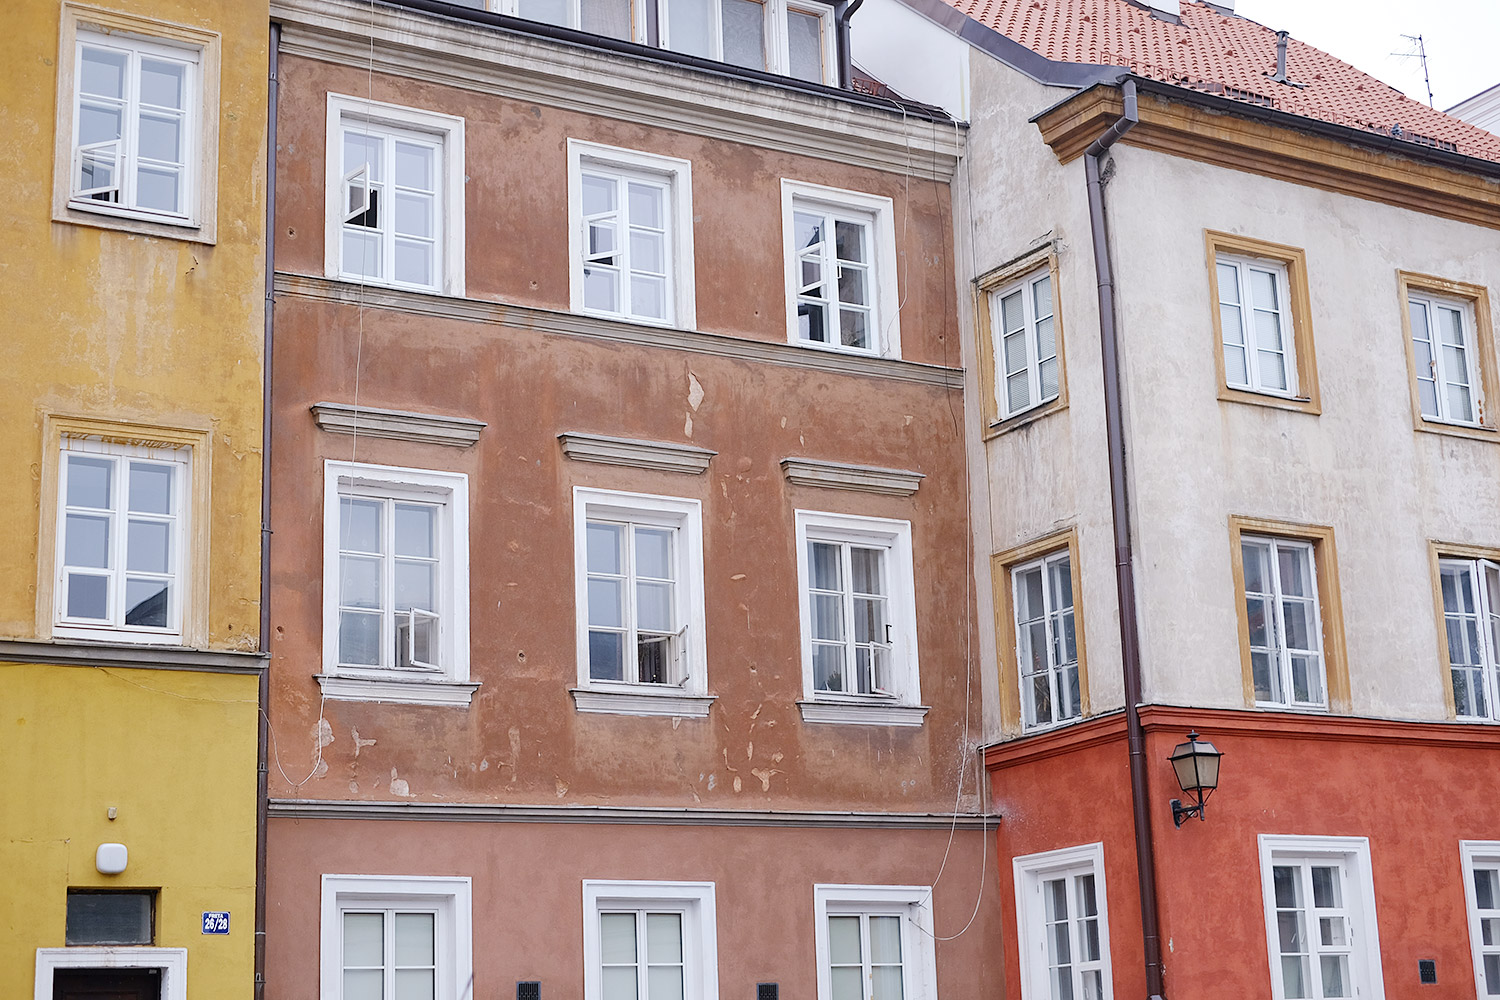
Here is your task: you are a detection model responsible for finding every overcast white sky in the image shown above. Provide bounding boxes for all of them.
[1234,0,1499,110]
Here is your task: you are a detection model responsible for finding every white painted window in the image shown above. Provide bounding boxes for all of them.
[325,94,466,296]
[1242,535,1327,710]
[1462,841,1500,998]
[1012,549,1080,731]
[322,463,471,698]
[53,437,189,643]
[69,29,199,224]
[781,180,901,359]
[1013,844,1112,1000]
[992,269,1059,419]
[582,881,718,1000]
[320,875,473,1000]
[813,885,937,1000]
[1258,836,1384,1000]
[568,140,695,328]
[795,510,922,724]
[494,0,837,83]
[572,488,709,715]
[1410,293,1483,425]
[35,948,188,1000]
[1218,254,1298,398]
[1439,557,1500,720]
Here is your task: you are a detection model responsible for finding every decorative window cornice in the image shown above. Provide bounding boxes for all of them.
[311,402,486,447]
[559,432,715,474]
[780,458,924,496]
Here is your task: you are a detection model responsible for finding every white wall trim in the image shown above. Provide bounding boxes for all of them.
[570,687,716,717]
[781,457,924,495]
[559,432,716,475]
[812,884,938,1000]
[582,880,719,1000]
[35,948,188,1000]
[320,874,473,1000]
[315,673,480,706]
[312,402,486,447]
[796,699,929,726]
[1012,842,1112,1000]
[1459,840,1500,998]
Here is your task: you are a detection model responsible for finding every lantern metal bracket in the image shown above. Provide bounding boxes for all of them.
[1170,795,1207,828]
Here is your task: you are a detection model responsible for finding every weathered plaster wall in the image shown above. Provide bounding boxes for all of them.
[1106,143,1500,718]
[0,0,267,649]
[267,53,979,812]
[0,663,260,998]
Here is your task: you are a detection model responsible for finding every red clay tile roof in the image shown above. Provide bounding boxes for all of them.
[946,0,1500,162]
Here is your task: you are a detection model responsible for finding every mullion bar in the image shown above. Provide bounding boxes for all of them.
[841,543,858,693]
[624,521,640,683]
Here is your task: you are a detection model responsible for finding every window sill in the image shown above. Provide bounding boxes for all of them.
[54,201,214,245]
[331,270,452,298]
[52,624,185,645]
[985,397,1067,439]
[797,699,928,727]
[316,673,479,706]
[1413,417,1499,443]
[570,687,715,718]
[1217,386,1321,415]
[789,338,894,361]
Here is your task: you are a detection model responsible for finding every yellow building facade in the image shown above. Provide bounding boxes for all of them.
[0,0,266,997]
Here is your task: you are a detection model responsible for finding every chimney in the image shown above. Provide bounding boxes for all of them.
[1266,28,1304,87]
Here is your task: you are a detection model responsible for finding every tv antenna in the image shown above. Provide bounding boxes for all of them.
[1391,33,1434,107]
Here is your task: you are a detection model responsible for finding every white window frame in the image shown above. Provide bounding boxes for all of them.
[991,267,1060,420]
[320,461,474,706]
[1241,534,1328,711]
[571,487,710,717]
[582,880,719,1000]
[812,884,938,1000]
[794,509,923,725]
[34,947,188,1000]
[319,874,473,1000]
[491,0,837,82]
[53,5,221,242]
[1409,291,1484,426]
[1013,843,1112,1000]
[1462,841,1500,999]
[781,179,901,359]
[324,93,466,297]
[567,140,696,329]
[1217,252,1299,398]
[1257,835,1385,1000]
[53,436,191,644]
[1439,557,1500,721]
[1011,548,1080,733]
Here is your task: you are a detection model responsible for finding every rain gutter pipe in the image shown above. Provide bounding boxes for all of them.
[1083,77,1167,1000]
[255,21,280,1000]
[834,0,866,90]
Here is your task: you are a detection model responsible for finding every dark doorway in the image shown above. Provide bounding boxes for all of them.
[52,967,161,1000]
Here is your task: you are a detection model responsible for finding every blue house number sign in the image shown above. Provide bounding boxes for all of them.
[202,911,231,934]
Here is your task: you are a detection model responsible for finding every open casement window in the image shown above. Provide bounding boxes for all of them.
[320,875,472,1000]
[1257,838,1383,1000]
[993,269,1060,419]
[1012,549,1080,731]
[1409,292,1485,426]
[54,438,189,642]
[325,95,465,296]
[1013,845,1113,1000]
[499,0,837,82]
[1241,536,1326,709]
[1217,253,1298,398]
[782,180,900,359]
[813,886,938,1000]
[1462,842,1500,998]
[70,30,199,223]
[321,462,471,699]
[582,882,718,1000]
[1438,557,1500,720]
[572,488,709,714]
[568,141,695,329]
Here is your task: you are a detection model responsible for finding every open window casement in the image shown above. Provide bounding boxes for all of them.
[74,139,122,202]
[397,607,441,671]
[343,162,374,226]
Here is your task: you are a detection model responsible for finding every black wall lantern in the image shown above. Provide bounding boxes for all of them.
[1168,731,1223,827]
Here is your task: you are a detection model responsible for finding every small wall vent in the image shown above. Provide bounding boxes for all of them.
[758,984,780,1000]
[1419,959,1437,984]
[517,981,542,1000]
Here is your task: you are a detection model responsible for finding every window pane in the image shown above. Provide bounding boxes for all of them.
[799,300,828,343]
[839,308,869,349]
[127,519,170,573]
[395,193,434,239]
[137,113,182,163]
[1310,866,1340,908]
[635,527,673,579]
[1447,380,1475,423]
[68,455,113,509]
[631,230,666,275]
[582,0,634,38]
[1256,346,1287,391]
[851,547,884,595]
[78,103,124,149]
[830,969,863,1000]
[583,173,617,217]
[1475,868,1499,911]
[1273,866,1301,908]
[809,541,842,591]
[1216,262,1240,303]
[1006,370,1030,414]
[590,631,625,680]
[518,0,569,25]
[811,594,845,641]
[1281,955,1309,999]
[812,643,845,692]
[603,968,640,1000]
[588,578,624,628]
[395,970,435,1000]
[1016,566,1044,621]
[628,183,665,231]
[601,913,637,964]
[721,0,766,69]
[637,581,673,632]
[65,514,111,568]
[630,275,667,320]
[395,560,435,613]
[871,967,905,1000]
[343,230,382,279]
[341,555,382,609]
[67,574,109,620]
[588,522,623,575]
[80,46,127,98]
[1248,267,1278,309]
[1277,545,1312,598]
[344,912,384,966]
[125,578,169,627]
[585,266,620,312]
[786,8,823,82]
[128,463,173,514]
[828,915,861,964]
[394,141,433,191]
[139,58,185,109]
[66,892,153,946]
[837,264,868,307]
[394,240,433,287]
[344,970,384,1000]
[869,915,902,963]
[647,966,684,1000]
[395,913,435,965]
[395,504,435,558]
[645,913,682,963]
[1319,955,1350,998]
[1223,340,1249,387]
[136,165,181,213]
[339,611,382,665]
[834,220,866,264]
[666,0,714,56]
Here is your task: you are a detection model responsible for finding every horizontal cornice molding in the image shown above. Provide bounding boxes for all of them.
[570,688,716,717]
[1036,87,1500,231]
[315,673,481,706]
[797,700,930,727]
[559,432,716,474]
[268,798,995,829]
[313,401,486,447]
[781,457,925,496]
[275,272,965,389]
[0,639,266,674]
[271,0,961,181]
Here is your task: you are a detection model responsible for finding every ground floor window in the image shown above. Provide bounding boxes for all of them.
[320,874,473,1000]
[1257,836,1382,1000]
[1012,844,1112,1000]
[812,884,937,1000]
[1463,841,1500,998]
[583,881,718,1000]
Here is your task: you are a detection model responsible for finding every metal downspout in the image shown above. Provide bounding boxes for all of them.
[1083,78,1167,1000]
[835,0,865,90]
[255,21,280,1000]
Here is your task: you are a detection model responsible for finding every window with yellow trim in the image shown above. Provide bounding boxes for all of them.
[1398,272,1498,440]
[992,529,1089,734]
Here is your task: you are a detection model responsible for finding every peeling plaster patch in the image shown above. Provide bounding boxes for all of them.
[389,768,410,797]
[731,573,746,581]
[509,727,521,784]
[687,372,704,411]
[732,775,742,793]
[312,759,329,779]
[707,774,717,791]
[771,751,784,763]
[746,742,753,760]
[671,716,682,731]
[479,758,490,772]
[348,780,359,793]
[554,778,569,798]
[315,718,334,748]
[684,412,694,437]
[352,728,376,757]
[750,768,780,791]
[780,417,787,428]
